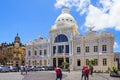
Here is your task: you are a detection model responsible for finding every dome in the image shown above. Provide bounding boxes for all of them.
[14,33,21,43]
[55,8,76,23]
[52,8,77,30]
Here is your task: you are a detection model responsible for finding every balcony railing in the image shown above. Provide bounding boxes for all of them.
[52,53,69,56]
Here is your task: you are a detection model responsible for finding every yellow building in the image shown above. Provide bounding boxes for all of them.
[0,34,25,66]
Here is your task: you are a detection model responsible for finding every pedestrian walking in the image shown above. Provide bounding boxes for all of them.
[55,66,62,80]
[89,66,93,76]
[84,66,89,80]
[81,69,85,80]
[20,65,24,75]
[25,66,28,75]
[67,67,70,73]
[81,66,89,80]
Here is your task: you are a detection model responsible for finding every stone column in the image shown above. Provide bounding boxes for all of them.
[64,45,65,55]
[56,58,58,67]
[56,46,58,55]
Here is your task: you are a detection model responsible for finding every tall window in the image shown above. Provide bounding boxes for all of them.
[86,59,89,65]
[54,34,68,43]
[77,59,81,66]
[28,50,31,56]
[77,47,81,54]
[35,60,37,65]
[66,45,69,53]
[39,50,42,55]
[86,46,89,53]
[39,60,42,66]
[94,59,98,66]
[102,45,107,52]
[44,49,47,56]
[44,60,47,66]
[103,58,107,66]
[28,60,31,65]
[94,46,98,52]
[58,45,64,53]
[53,46,56,54]
[34,50,37,56]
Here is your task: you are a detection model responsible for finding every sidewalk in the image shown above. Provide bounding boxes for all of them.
[0,72,24,80]
[62,71,108,80]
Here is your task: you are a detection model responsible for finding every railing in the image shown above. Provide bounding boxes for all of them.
[52,53,69,56]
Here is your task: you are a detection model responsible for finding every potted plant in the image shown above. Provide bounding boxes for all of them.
[109,66,120,77]
[61,61,69,71]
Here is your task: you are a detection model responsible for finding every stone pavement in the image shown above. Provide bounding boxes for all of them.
[62,71,107,80]
[62,71,120,80]
[0,71,120,80]
[0,72,24,80]
[22,71,67,80]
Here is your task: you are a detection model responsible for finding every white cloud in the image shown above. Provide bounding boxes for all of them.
[54,0,120,31]
[114,42,119,49]
[54,0,90,15]
[85,0,120,31]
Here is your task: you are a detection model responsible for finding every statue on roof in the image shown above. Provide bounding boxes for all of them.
[87,26,95,31]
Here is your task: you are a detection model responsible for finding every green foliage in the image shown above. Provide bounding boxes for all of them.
[109,66,118,73]
[61,61,69,68]
[88,59,95,66]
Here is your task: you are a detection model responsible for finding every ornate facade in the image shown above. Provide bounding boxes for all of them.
[0,34,25,66]
[26,8,114,71]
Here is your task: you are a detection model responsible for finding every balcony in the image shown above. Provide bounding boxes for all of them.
[52,53,69,56]
[14,57,19,60]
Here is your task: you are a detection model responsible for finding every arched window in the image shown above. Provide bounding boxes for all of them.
[54,34,68,43]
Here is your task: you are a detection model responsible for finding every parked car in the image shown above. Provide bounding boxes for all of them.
[36,66,42,71]
[27,66,34,71]
[9,66,19,72]
[0,66,10,72]
[42,66,48,71]
[47,66,54,70]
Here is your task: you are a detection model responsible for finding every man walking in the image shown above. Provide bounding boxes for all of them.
[55,66,62,80]
[81,66,89,80]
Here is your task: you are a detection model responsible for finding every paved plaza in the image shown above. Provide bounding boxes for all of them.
[0,71,120,80]
[0,72,23,80]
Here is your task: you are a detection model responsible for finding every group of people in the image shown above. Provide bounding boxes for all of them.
[20,65,28,75]
[55,65,93,80]
[81,66,94,80]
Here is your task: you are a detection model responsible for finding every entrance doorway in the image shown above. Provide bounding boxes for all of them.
[53,58,56,67]
[58,58,64,67]
[53,58,69,68]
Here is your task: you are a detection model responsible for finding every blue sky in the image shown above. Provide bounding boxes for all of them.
[0,0,120,52]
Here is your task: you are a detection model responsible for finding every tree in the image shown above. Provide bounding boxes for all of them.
[61,61,69,69]
[88,59,95,66]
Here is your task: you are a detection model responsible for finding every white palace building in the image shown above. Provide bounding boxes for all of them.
[26,8,114,71]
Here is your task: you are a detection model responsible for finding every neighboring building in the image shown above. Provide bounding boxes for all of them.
[26,8,114,71]
[114,52,120,69]
[0,34,25,66]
